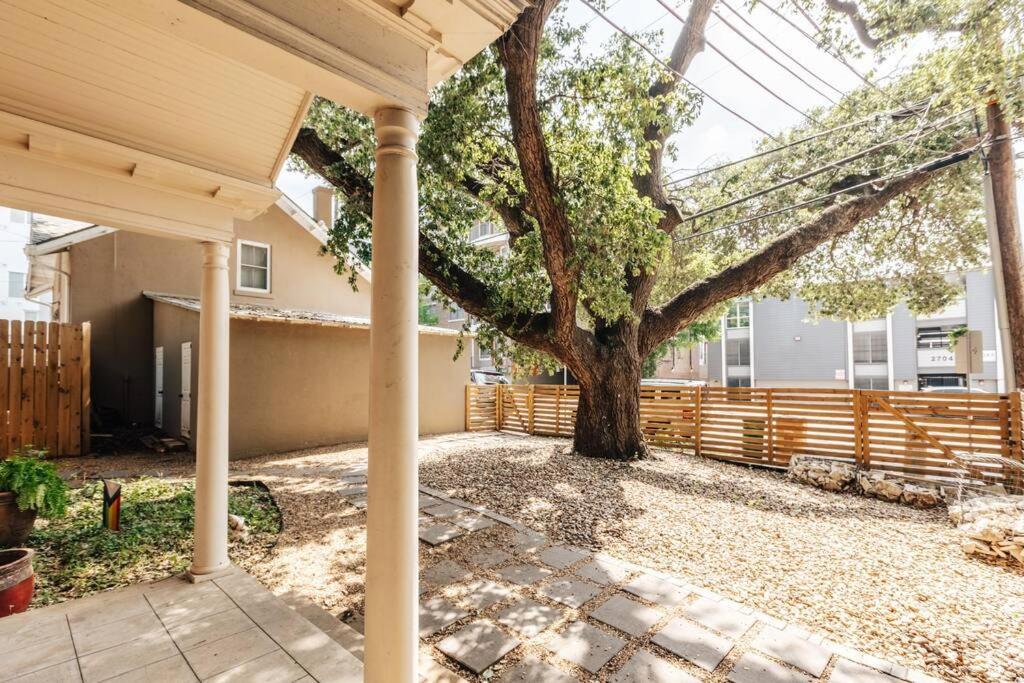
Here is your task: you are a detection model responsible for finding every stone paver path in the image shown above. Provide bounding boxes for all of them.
[330,464,944,683]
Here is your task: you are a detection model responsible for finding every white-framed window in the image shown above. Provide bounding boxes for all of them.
[237,240,271,293]
[726,337,750,366]
[698,342,707,367]
[726,299,751,329]
[448,305,466,322]
[478,343,491,361]
[8,271,25,298]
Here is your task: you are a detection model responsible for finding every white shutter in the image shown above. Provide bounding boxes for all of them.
[154,347,164,429]
[180,342,192,438]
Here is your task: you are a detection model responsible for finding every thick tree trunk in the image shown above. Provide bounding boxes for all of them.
[572,347,648,460]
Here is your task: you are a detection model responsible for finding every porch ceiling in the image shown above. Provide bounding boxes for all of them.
[0,0,529,241]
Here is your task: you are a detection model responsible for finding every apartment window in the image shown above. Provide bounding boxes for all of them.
[726,300,750,329]
[237,240,271,293]
[726,337,750,366]
[448,305,466,322]
[853,330,887,363]
[478,344,491,361]
[854,376,888,390]
[917,326,954,349]
[727,377,751,388]
[9,209,28,224]
[8,271,25,298]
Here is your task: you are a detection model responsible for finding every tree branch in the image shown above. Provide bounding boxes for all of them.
[496,0,579,348]
[825,0,882,49]
[639,144,973,352]
[634,0,716,235]
[290,126,554,351]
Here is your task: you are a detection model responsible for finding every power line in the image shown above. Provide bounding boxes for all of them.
[673,134,1014,244]
[669,108,972,222]
[576,0,781,141]
[653,0,822,126]
[709,7,842,106]
[719,1,845,98]
[584,0,624,28]
[662,98,933,186]
[760,1,901,110]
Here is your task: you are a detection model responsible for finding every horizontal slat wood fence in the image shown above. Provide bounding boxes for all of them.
[466,384,1023,487]
[0,320,90,457]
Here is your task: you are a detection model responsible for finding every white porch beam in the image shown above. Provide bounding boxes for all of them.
[364,107,420,683]
[190,240,232,579]
[0,111,279,243]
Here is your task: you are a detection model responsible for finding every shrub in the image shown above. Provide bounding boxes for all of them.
[0,446,68,519]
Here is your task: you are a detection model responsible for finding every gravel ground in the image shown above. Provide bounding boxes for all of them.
[418,434,1024,683]
[53,433,1024,682]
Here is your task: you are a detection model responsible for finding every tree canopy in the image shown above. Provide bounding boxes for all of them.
[292,0,1023,457]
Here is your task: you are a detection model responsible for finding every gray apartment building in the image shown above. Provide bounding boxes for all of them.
[426,218,1005,392]
[700,269,1005,392]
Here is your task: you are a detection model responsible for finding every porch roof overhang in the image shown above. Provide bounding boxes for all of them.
[0,0,529,241]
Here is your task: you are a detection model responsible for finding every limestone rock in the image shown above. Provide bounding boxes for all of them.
[787,456,856,492]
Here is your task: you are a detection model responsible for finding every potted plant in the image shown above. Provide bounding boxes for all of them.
[0,447,68,548]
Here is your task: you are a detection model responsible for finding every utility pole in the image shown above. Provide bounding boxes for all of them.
[983,101,1023,391]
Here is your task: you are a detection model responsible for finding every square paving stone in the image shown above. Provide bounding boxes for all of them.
[425,502,467,519]
[469,547,512,569]
[339,484,368,496]
[339,474,366,484]
[548,621,624,674]
[752,626,832,677]
[610,649,700,683]
[420,597,470,637]
[422,560,473,589]
[590,594,661,637]
[419,522,466,546]
[418,495,442,509]
[348,496,368,510]
[435,620,519,674]
[461,580,513,611]
[497,563,553,586]
[496,597,562,638]
[684,596,758,638]
[728,652,811,683]
[622,574,689,608]
[652,618,733,672]
[498,655,575,682]
[512,531,547,553]
[576,558,630,586]
[538,545,588,570]
[538,579,600,609]
[451,514,496,532]
[830,658,902,683]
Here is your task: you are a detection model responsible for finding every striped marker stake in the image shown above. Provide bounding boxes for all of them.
[102,480,121,531]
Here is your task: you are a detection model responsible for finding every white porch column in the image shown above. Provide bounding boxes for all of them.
[364,107,420,683]
[190,240,231,578]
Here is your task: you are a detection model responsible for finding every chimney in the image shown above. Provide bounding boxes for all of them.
[312,186,335,227]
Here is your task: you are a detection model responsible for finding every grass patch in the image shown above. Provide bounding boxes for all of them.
[28,478,281,607]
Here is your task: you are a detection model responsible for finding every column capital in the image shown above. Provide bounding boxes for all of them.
[200,240,231,269]
[374,107,419,160]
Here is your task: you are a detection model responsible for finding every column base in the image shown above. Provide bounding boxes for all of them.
[186,563,235,584]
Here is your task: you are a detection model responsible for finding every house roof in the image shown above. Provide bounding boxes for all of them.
[29,215,97,245]
[143,292,465,338]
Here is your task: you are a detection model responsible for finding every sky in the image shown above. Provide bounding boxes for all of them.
[278,0,1024,225]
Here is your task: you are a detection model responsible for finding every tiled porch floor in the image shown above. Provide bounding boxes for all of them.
[0,568,362,682]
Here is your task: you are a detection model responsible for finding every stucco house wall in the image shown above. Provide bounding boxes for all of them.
[67,203,371,424]
[153,302,468,458]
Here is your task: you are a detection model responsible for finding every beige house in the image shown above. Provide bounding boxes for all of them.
[0,1,531,679]
[26,195,469,457]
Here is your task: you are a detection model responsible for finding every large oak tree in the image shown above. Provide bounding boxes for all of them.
[292,0,1021,459]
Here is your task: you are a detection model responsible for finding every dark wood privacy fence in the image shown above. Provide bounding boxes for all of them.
[0,320,90,457]
[466,384,1023,487]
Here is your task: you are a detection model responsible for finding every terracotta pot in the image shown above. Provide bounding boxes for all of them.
[0,548,34,617]
[0,492,37,549]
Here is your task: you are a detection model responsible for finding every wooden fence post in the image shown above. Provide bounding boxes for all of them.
[495,384,503,431]
[81,322,91,455]
[694,386,703,457]
[854,390,867,469]
[765,389,775,465]
[527,384,535,435]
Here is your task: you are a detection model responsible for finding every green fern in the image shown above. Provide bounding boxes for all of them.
[0,446,68,519]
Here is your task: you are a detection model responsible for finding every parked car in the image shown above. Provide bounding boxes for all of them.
[470,370,510,385]
[922,386,988,394]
